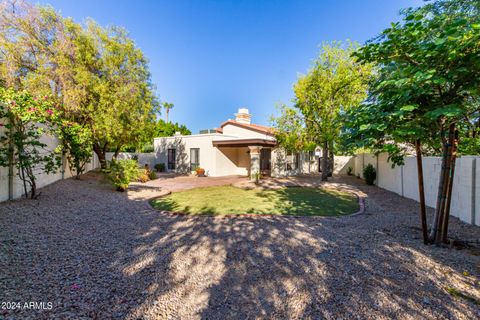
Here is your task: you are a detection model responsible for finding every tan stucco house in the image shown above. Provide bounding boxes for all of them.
[154,108,320,179]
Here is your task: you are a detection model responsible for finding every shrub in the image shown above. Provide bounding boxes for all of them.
[363,164,376,185]
[0,88,62,199]
[107,159,139,191]
[137,168,150,183]
[347,166,353,176]
[154,163,165,172]
[141,144,154,153]
[148,170,157,180]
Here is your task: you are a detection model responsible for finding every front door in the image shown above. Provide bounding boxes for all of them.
[260,148,271,176]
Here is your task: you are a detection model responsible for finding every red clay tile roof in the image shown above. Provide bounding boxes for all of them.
[218,120,275,136]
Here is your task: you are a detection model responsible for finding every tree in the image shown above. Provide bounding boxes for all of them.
[56,121,93,179]
[0,1,159,169]
[0,88,61,198]
[348,0,480,244]
[293,41,372,180]
[163,102,174,123]
[270,104,314,153]
[153,119,191,137]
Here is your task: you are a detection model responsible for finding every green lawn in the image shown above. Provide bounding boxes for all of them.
[150,186,358,216]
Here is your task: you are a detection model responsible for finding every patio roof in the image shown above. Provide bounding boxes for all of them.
[212,138,277,148]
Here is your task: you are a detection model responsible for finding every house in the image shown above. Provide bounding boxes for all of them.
[154,108,320,179]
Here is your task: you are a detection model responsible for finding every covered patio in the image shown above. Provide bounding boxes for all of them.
[212,138,277,179]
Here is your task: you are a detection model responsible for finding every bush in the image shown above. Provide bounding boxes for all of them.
[347,166,353,176]
[107,159,139,191]
[363,164,376,185]
[154,163,165,172]
[141,144,154,153]
[148,170,157,180]
[137,168,150,183]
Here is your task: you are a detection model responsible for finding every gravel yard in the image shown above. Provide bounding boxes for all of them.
[0,172,479,319]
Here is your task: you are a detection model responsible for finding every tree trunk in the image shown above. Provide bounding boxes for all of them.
[430,126,448,243]
[441,125,458,244]
[321,142,329,181]
[93,143,107,169]
[328,141,334,177]
[113,145,121,160]
[430,123,457,244]
[415,139,429,245]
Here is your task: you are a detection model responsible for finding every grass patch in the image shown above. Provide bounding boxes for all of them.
[445,287,480,305]
[150,186,358,216]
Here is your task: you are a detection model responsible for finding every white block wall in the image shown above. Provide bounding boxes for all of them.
[352,153,479,226]
[0,130,99,202]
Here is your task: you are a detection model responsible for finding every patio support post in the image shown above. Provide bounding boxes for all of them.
[249,146,262,181]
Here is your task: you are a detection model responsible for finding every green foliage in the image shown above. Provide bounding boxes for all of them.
[0,88,61,198]
[345,0,480,162]
[148,170,157,180]
[57,121,93,179]
[154,163,165,172]
[0,2,160,168]
[458,137,480,155]
[294,41,372,147]
[270,104,315,152]
[363,164,376,185]
[347,166,353,176]
[137,168,150,183]
[106,159,139,191]
[153,119,191,137]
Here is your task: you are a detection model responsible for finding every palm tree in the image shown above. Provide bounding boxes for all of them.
[163,102,174,123]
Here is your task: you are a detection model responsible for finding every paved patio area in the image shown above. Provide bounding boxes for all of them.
[0,172,479,319]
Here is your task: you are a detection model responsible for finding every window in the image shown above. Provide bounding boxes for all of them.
[167,149,176,170]
[190,148,200,171]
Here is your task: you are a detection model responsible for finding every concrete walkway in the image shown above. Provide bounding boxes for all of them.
[127,174,248,201]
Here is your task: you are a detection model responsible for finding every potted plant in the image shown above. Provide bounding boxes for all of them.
[196,167,206,177]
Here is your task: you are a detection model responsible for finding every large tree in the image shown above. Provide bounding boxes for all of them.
[293,41,372,180]
[0,0,159,169]
[347,0,480,244]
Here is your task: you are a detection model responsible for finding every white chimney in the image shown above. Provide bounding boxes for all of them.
[235,108,251,124]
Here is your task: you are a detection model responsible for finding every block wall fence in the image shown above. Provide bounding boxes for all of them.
[350,153,479,226]
[0,124,99,201]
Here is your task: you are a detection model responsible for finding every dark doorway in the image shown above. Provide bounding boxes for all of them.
[260,148,271,176]
[168,149,176,170]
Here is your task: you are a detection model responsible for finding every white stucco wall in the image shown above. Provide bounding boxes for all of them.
[153,133,241,176]
[0,126,99,202]
[354,153,479,226]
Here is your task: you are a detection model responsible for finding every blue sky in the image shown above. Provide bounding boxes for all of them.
[39,0,424,133]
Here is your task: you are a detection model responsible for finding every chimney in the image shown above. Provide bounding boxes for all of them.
[235,108,251,124]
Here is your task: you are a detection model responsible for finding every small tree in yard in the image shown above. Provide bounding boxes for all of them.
[57,121,93,179]
[0,88,61,198]
[348,0,480,244]
[293,41,372,181]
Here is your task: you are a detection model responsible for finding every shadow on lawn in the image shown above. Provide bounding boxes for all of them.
[151,187,359,216]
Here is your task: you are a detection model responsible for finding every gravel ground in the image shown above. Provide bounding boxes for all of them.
[0,172,479,319]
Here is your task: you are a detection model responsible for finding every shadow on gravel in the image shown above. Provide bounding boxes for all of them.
[118,211,479,319]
